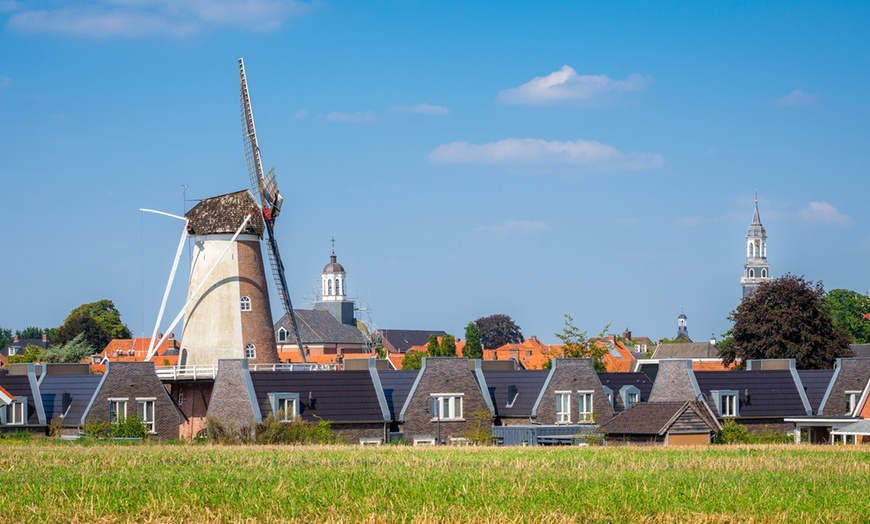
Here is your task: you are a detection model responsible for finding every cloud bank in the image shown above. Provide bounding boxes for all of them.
[6,0,311,38]
[429,138,663,171]
[498,65,651,106]
[800,201,851,225]
[773,89,819,107]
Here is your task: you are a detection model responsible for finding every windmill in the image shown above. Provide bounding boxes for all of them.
[239,58,306,362]
[143,59,305,366]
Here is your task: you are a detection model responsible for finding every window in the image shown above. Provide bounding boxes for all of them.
[8,346,19,356]
[712,390,739,417]
[277,328,287,343]
[761,268,768,278]
[268,393,300,422]
[556,392,571,423]
[602,386,614,408]
[177,389,184,406]
[137,399,155,433]
[8,400,26,425]
[245,343,256,359]
[328,279,333,295]
[578,392,594,422]
[846,391,861,415]
[620,385,641,410]
[506,385,518,408]
[240,296,251,311]
[109,399,128,423]
[431,394,463,421]
[748,268,755,278]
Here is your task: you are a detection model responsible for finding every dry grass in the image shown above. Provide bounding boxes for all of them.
[1,443,868,523]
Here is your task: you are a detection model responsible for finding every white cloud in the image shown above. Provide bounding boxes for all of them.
[773,89,819,107]
[474,220,549,237]
[428,138,663,171]
[319,111,375,123]
[498,65,651,106]
[6,0,311,38]
[393,103,448,115]
[293,109,309,120]
[0,76,11,88]
[800,201,851,225]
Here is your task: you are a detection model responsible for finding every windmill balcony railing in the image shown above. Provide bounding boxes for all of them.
[154,362,339,379]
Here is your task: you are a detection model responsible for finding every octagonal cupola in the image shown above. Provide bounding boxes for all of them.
[321,243,346,302]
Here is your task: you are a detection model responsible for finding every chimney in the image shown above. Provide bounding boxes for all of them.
[13,334,18,343]
[168,333,176,348]
[42,333,48,342]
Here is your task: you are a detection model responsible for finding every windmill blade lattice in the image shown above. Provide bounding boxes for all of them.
[239,58,306,362]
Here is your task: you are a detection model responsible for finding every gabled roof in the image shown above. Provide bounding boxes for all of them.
[820,358,870,416]
[185,189,265,237]
[797,369,836,415]
[481,369,550,418]
[601,401,720,435]
[598,372,654,412]
[377,370,419,419]
[276,310,368,346]
[377,329,447,353]
[2,338,51,358]
[0,374,44,425]
[39,374,103,426]
[694,370,810,418]
[849,344,870,359]
[652,342,721,359]
[486,338,559,370]
[0,385,13,404]
[249,370,388,423]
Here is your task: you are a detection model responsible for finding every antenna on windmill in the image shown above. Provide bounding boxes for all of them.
[239,58,307,362]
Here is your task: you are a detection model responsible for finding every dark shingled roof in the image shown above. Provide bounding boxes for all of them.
[797,369,836,415]
[850,344,870,359]
[2,338,51,359]
[693,370,809,418]
[378,329,447,353]
[276,310,368,346]
[481,369,550,418]
[601,401,718,435]
[378,370,419,419]
[249,370,386,423]
[0,375,41,425]
[652,342,720,359]
[598,372,654,412]
[821,358,870,416]
[39,374,103,426]
[185,190,265,237]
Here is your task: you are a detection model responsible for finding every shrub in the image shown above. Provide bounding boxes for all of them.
[717,419,750,444]
[81,419,110,439]
[462,408,495,445]
[111,414,148,440]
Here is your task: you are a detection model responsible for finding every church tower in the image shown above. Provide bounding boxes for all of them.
[676,308,690,342]
[314,241,356,326]
[741,198,771,299]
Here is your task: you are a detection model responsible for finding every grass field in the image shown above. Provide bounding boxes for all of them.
[1,442,869,523]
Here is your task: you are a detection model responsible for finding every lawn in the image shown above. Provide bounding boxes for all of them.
[1,442,868,523]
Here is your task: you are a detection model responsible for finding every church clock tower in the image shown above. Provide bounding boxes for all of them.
[741,198,771,299]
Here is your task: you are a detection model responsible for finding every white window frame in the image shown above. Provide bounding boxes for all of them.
[846,391,861,415]
[240,296,252,311]
[578,391,594,422]
[277,328,287,343]
[619,385,641,410]
[8,346,19,356]
[711,390,739,418]
[177,389,184,407]
[245,343,256,359]
[268,393,300,422]
[8,399,26,425]
[431,394,463,421]
[137,398,156,434]
[109,398,128,423]
[555,391,571,424]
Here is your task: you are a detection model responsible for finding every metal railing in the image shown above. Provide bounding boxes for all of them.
[154,362,339,380]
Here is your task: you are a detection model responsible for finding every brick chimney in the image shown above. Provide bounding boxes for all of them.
[168,332,176,348]
[13,334,18,343]
[42,333,48,343]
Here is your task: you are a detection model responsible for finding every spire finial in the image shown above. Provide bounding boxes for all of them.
[331,236,335,255]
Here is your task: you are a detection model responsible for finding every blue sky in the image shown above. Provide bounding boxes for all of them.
[1,1,868,345]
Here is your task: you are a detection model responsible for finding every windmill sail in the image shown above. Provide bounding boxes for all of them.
[239,58,306,362]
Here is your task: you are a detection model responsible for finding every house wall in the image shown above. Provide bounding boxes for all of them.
[649,360,699,402]
[400,358,491,442]
[167,381,213,441]
[535,359,613,425]
[667,433,710,445]
[86,362,180,440]
[207,359,258,432]
[606,434,666,446]
[329,422,387,443]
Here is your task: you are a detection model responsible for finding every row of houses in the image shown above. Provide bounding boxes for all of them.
[3,356,870,445]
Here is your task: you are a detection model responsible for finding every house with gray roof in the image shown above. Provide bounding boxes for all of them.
[598,372,653,413]
[0,364,45,432]
[376,329,447,354]
[601,400,721,445]
[275,310,370,362]
[38,363,102,436]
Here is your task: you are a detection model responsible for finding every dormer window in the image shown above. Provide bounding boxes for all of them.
[277,328,288,343]
[8,346,19,356]
[240,296,252,311]
[711,390,739,417]
[268,393,300,422]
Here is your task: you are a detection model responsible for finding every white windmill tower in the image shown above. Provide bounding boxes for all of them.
[144,59,305,367]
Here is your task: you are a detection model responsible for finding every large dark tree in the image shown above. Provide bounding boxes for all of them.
[0,327,12,351]
[826,289,870,344]
[17,326,54,340]
[65,300,131,340]
[722,274,853,369]
[463,322,483,359]
[53,314,111,354]
[475,314,524,349]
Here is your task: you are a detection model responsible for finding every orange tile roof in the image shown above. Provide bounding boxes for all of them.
[0,385,13,402]
[690,360,738,371]
[91,337,179,372]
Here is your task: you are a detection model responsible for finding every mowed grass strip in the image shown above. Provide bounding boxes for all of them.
[1,443,869,523]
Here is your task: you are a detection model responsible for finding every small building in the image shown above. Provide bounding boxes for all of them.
[601,400,721,445]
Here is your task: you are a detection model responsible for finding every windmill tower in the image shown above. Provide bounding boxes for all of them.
[169,59,304,367]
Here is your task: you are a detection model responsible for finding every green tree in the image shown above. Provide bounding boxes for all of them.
[427,334,440,356]
[65,300,131,340]
[401,349,427,370]
[41,333,95,363]
[53,314,110,354]
[475,314,524,349]
[0,327,12,351]
[17,326,54,340]
[463,322,483,359]
[826,289,870,344]
[554,314,611,373]
[722,274,853,370]
[439,334,457,357]
[6,344,45,364]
